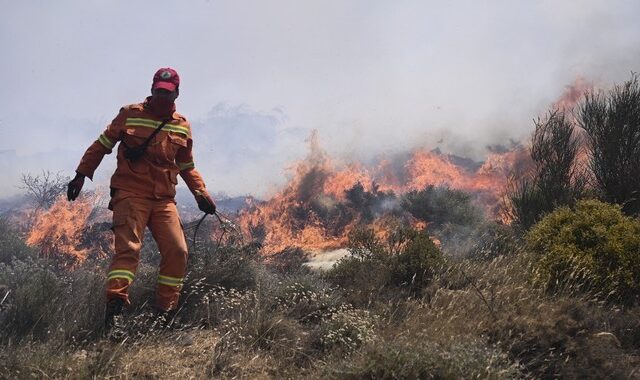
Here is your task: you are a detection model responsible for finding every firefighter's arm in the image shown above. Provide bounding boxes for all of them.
[176,138,216,214]
[76,109,125,180]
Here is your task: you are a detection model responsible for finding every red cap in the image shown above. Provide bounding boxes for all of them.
[152,68,180,91]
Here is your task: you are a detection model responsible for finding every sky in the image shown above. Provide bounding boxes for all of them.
[1,0,639,198]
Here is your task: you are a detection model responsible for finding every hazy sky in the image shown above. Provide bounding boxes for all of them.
[1,1,639,198]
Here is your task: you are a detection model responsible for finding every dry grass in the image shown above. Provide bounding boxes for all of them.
[3,220,640,378]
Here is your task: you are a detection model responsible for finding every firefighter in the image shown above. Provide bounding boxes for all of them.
[67,68,216,330]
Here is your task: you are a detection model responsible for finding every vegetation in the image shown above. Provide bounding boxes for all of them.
[4,207,640,378]
[20,170,70,210]
[507,110,585,229]
[578,74,640,215]
[325,226,444,302]
[5,74,640,378]
[528,199,640,304]
[402,185,483,230]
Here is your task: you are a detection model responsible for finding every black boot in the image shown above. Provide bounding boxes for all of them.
[104,298,125,339]
[151,308,178,330]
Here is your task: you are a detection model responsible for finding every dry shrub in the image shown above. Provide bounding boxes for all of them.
[186,242,262,292]
[527,199,640,304]
[0,260,106,343]
[314,304,377,353]
[204,286,313,377]
[323,336,521,379]
[270,274,343,324]
[267,247,310,274]
[0,261,59,340]
[420,251,640,378]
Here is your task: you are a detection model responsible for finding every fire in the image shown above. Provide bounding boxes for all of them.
[239,131,522,254]
[26,193,111,267]
[19,78,591,261]
[554,77,593,111]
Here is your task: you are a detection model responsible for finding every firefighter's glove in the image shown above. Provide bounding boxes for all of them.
[67,173,85,201]
[196,191,216,215]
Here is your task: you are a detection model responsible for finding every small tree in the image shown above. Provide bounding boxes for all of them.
[507,110,585,229]
[578,74,640,215]
[20,170,70,210]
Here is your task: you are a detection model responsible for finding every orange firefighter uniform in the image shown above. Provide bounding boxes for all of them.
[76,98,210,311]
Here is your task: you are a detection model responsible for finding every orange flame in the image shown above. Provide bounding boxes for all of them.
[26,193,110,267]
[239,130,523,254]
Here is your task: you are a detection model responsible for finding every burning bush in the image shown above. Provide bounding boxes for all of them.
[25,193,111,268]
[527,199,640,304]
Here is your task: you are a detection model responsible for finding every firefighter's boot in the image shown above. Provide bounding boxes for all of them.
[104,298,125,340]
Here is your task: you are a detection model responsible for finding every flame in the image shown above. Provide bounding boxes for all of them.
[26,193,110,267]
[20,79,592,262]
[553,77,593,111]
[239,131,523,254]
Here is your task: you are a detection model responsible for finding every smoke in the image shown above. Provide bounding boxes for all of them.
[1,1,639,199]
[191,103,308,198]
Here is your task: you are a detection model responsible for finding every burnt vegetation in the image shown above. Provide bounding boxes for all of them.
[3,75,640,378]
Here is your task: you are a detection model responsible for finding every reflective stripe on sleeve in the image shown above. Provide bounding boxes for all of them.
[98,134,115,149]
[177,161,195,171]
[158,275,183,287]
[107,269,135,282]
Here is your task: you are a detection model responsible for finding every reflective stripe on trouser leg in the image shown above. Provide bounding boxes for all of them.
[148,199,188,311]
[107,196,151,305]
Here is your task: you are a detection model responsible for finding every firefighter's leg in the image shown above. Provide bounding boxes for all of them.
[107,196,151,305]
[148,200,188,311]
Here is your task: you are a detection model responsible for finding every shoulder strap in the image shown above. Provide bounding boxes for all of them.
[140,118,170,148]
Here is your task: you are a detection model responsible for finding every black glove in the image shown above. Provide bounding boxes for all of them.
[67,173,85,201]
[195,191,216,214]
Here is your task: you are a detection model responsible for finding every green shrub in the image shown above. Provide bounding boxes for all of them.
[0,218,35,265]
[466,222,521,260]
[0,261,59,340]
[527,199,640,304]
[324,227,391,293]
[326,227,443,297]
[402,185,483,230]
[389,229,443,290]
